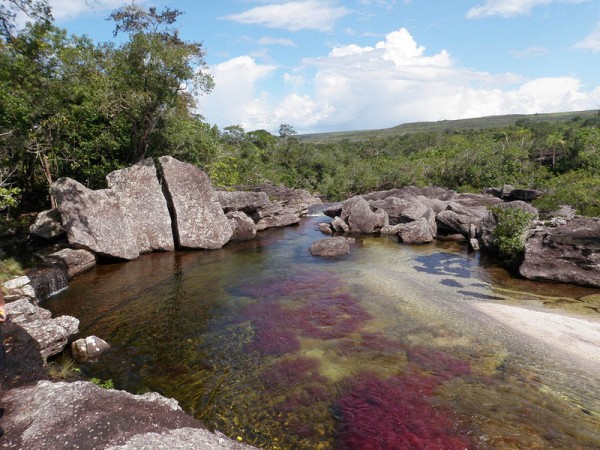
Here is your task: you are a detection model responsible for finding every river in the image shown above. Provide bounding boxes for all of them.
[45,214,600,449]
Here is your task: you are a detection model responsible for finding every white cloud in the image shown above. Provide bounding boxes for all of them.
[225,1,350,32]
[574,21,600,52]
[257,37,297,47]
[200,56,278,130]
[466,0,585,19]
[511,46,549,58]
[49,0,132,21]
[200,28,600,133]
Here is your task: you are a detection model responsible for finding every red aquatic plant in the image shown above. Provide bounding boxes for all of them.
[261,357,327,392]
[334,372,474,450]
[407,346,471,382]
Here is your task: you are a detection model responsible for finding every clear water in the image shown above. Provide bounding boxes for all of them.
[46,215,600,449]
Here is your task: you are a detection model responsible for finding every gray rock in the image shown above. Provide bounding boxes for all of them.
[500,184,515,199]
[400,202,429,223]
[342,197,388,233]
[324,204,343,218]
[446,201,487,219]
[51,177,140,260]
[423,208,438,236]
[318,222,333,235]
[107,158,175,253]
[28,209,65,240]
[218,191,271,214]
[71,336,111,362]
[331,216,350,233]
[510,188,543,201]
[158,156,233,249]
[369,197,414,225]
[46,248,96,280]
[5,299,79,358]
[398,218,434,244]
[5,298,52,325]
[2,276,36,302]
[520,217,600,288]
[469,238,480,251]
[253,206,302,231]
[309,237,356,257]
[416,195,447,214]
[436,210,482,238]
[1,380,255,450]
[226,211,257,241]
[380,224,403,235]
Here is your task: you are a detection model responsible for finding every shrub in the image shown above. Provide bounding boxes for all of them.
[490,206,536,268]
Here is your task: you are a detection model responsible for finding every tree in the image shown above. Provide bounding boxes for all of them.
[108,5,214,162]
[278,123,297,139]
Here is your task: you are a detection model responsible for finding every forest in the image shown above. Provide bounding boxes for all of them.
[1,0,600,231]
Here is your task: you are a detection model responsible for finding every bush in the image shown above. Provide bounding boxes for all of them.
[534,170,600,217]
[490,206,536,268]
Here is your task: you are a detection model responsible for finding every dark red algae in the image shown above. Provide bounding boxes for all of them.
[233,270,372,355]
[334,372,474,450]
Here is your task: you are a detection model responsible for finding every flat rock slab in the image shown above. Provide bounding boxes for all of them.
[106,158,175,253]
[158,156,232,249]
[51,177,140,260]
[1,381,255,450]
[46,248,96,280]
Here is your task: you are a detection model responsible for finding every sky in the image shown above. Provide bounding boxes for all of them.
[39,0,600,134]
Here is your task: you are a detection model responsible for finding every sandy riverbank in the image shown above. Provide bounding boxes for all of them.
[473,302,600,369]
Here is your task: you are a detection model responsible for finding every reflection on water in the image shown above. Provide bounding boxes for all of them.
[46,217,600,449]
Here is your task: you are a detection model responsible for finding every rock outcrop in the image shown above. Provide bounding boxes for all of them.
[1,381,255,450]
[51,177,140,260]
[5,299,79,359]
[398,218,434,244]
[106,158,175,253]
[309,237,356,257]
[520,217,600,287]
[158,156,233,249]
[341,197,388,233]
[218,191,270,214]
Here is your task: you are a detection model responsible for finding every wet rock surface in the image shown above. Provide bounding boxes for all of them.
[46,248,96,280]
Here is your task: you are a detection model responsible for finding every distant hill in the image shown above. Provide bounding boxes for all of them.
[298,110,599,143]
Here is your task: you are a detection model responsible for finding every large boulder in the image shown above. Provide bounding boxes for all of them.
[1,381,255,450]
[158,156,233,249]
[398,218,434,244]
[28,209,65,240]
[341,197,388,233]
[46,248,96,280]
[226,211,257,241]
[51,178,140,260]
[218,191,270,214]
[519,217,600,288]
[106,158,175,253]
[309,237,356,257]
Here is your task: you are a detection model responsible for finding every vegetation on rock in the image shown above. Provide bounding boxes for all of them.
[490,206,536,268]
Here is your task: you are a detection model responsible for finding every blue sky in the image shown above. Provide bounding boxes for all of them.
[46,1,600,134]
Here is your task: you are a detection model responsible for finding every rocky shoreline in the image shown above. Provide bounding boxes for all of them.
[2,157,599,449]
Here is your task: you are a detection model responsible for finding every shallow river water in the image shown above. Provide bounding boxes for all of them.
[46,214,600,449]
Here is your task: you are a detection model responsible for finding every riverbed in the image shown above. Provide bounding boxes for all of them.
[45,214,600,449]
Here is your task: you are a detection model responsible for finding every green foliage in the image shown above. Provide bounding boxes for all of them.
[90,377,115,390]
[534,171,600,217]
[47,354,81,381]
[0,257,24,284]
[490,207,536,267]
